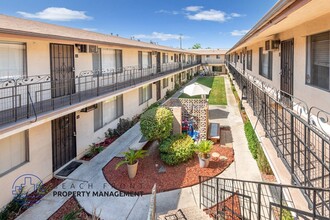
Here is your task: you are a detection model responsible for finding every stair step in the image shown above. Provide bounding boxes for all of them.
[158,206,212,220]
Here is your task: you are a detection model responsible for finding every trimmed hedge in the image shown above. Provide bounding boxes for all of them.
[244,120,273,175]
[159,134,195,165]
[244,121,259,159]
[140,107,173,141]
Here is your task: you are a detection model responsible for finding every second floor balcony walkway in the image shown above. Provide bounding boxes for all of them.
[0,61,200,129]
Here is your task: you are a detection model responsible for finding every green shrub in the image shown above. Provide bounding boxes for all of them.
[244,120,273,175]
[244,121,259,159]
[105,117,136,139]
[0,188,26,220]
[140,107,173,141]
[256,146,273,175]
[159,134,195,165]
[115,118,134,136]
[62,209,82,220]
[85,143,104,158]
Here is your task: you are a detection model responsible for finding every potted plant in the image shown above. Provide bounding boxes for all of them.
[195,140,214,168]
[115,149,148,179]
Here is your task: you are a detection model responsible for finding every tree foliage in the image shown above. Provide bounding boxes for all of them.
[192,43,202,49]
[140,107,173,141]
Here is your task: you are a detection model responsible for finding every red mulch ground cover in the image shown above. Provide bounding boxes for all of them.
[205,194,242,220]
[24,177,64,208]
[81,137,118,161]
[48,197,91,220]
[103,143,234,194]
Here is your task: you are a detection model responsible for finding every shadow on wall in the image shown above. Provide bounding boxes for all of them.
[208,109,229,120]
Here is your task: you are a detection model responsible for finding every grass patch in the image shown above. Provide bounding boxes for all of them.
[228,73,273,175]
[179,77,227,105]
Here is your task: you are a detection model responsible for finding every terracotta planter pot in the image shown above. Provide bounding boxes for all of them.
[199,155,210,168]
[127,161,138,179]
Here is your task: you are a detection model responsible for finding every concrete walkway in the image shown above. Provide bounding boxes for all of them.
[17,76,261,220]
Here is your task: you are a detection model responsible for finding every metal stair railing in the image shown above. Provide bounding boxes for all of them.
[199,176,330,220]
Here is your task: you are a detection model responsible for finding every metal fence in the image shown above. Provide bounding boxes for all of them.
[200,176,330,220]
[0,61,200,127]
[227,63,330,217]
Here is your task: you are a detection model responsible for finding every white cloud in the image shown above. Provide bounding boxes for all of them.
[231,29,250,36]
[82,28,97,31]
[155,10,179,15]
[133,32,188,41]
[230,13,245,18]
[187,9,227,22]
[184,6,203,12]
[17,7,92,21]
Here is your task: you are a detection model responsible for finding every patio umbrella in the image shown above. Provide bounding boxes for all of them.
[182,82,211,97]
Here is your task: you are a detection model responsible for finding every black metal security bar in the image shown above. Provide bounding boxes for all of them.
[0,61,200,127]
[227,62,330,217]
[199,176,330,220]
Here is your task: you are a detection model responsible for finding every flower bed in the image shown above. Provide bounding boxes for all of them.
[81,137,118,161]
[103,143,234,194]
[0,177,63,220]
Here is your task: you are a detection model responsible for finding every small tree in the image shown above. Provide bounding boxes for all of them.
[192,43,202,49]
[140,107,173,141]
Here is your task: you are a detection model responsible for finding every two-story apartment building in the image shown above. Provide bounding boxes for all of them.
[226,0,330,117]
[0,14,203,208]
[189,49,227,75]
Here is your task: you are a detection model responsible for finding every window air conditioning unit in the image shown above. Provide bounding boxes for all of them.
[75,44,87,53]
[80,104,97,112]
[89,45,98,53]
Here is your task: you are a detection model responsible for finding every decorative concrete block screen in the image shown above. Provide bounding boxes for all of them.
[163,98,209,140]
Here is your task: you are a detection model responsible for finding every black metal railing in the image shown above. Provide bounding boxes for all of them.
[199,176,330,220]
[0,61,200,127]
[226,62,330,217]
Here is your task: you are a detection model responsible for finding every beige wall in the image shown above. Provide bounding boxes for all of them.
[228,13,330,111]
[0,122,52,208]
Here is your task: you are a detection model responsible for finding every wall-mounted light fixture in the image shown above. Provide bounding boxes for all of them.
[271,40,281,50]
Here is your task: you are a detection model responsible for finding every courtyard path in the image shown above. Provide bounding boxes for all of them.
[17,75,261,220]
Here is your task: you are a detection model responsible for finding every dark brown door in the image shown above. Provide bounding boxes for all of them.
[52,113,76,171]
[280,39,294,95]
[156,81,161,100]
[156,52,161,73]
[50,44,75,98]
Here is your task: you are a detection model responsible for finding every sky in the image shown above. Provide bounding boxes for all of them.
[0,0,278,49]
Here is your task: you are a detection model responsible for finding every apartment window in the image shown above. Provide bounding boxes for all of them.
[206,55,210,58]
[306,31,330,91]
[174,54,178,62]
[240,52,242,63]
[162,53,168,64]
[138,51,152,69]
[216,55,220,59]
[181,72,186,80]
[101,49,122,73]
[94,95,123,131]
[259,48,273,80]
[163,78,169,89]
[139,84,152,105]
[0,131,28,175]
[247,50,253,71]
[0,42,26,80]
[103,95,123,125]
[94,103,103,131]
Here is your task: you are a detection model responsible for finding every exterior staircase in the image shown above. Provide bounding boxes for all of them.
[157,206,212,220]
